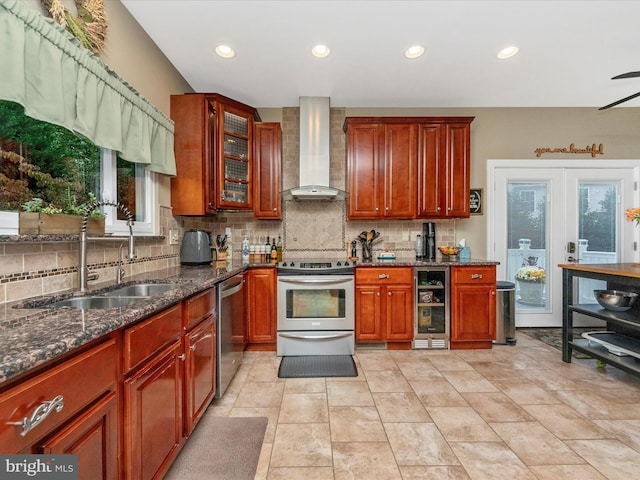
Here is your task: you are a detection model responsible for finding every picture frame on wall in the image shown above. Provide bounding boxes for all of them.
[470,188,483,215]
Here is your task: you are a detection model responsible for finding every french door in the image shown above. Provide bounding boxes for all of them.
[489,160,639,327]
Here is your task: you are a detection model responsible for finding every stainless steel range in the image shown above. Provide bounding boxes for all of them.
[277,259,355,356]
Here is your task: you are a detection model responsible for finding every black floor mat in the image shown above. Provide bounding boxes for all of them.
[278,355,358,378]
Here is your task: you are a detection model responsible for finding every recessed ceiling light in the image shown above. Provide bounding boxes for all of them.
[405,45,425,59]
[215,45,235,59]
[497,46,519,59]
[311,44,331,58]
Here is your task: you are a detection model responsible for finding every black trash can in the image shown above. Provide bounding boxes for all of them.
[494,281,516,345]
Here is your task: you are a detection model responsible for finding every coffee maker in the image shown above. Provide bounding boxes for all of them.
[423,222,436,260]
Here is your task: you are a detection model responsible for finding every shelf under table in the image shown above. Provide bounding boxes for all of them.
[570,338,640,376]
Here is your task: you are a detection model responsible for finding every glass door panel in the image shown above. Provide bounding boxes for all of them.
[507,182,549,312]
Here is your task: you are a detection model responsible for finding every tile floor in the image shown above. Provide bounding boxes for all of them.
[207,331,640,480]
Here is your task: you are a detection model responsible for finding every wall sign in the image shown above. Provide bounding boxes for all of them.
[534,143,604,158]
[470,188,483,215]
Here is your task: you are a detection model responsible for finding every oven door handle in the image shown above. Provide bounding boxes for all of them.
[278,278,352,285]
[278,332,353,340]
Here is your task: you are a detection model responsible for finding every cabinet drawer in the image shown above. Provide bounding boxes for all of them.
[356,267,413,285]
[0,339,117,453]
[451,266,496,285]
[184,288,216,331]
[123,304,183,373]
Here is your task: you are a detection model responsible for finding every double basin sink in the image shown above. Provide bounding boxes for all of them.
[46,283,179,310]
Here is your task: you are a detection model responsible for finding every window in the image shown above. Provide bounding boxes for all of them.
[518,190,536,214]
[0,100,155,235]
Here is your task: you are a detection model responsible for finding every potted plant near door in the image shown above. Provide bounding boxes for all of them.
[515,257,546,306]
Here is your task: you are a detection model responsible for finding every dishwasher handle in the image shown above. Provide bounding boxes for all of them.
[220,277,244,298]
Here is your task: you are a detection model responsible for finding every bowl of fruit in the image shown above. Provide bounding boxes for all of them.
[438,245,460,259]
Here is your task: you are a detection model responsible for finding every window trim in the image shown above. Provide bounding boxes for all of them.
[100,150,157,236]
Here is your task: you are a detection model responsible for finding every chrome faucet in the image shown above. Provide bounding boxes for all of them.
[117,242,127,285]
[79,200,136,292]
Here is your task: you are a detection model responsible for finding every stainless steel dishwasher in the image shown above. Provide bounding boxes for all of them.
[216,273,245,398]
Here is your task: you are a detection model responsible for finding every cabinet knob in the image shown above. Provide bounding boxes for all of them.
[178,354,186,361]
[273,208,277,211]
[375,207,379,211]
[388,291,392,296]
[379,273,389,279]
[470,273,483,279]
[491,290,496,296]
[385,206,390,211]
[376,292,381,296]
[190,344,197,351]
[437,207,441,211]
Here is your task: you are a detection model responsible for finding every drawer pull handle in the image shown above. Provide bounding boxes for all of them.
[379,274,389,279]
[12,395,64,437]
[471,273,483,279]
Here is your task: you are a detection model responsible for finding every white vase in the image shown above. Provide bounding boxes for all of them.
[518,280,545,306]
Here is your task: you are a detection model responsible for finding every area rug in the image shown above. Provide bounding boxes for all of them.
[519,327,604,359]
[278,355,358,378]
[163,416,268,480]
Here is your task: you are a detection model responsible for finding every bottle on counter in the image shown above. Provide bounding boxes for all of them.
[259,245,266,263]
[249,245,256,263]
[270,238,278,263]
[416,234,423,260]
[276,235,283,262]
[242,235,250,263]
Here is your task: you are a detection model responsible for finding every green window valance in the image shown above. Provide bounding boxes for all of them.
[0,0,176,176]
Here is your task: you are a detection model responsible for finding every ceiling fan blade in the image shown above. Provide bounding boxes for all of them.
[612,71,640,80]
[599,91,640,110]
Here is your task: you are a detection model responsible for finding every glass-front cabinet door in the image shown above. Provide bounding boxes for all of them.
[215,100,255,210]
[414,268,449,349]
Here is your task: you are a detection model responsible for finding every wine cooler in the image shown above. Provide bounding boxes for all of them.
[413,267,449,349]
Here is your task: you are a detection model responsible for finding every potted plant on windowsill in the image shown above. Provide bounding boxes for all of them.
[515,258,546,306]
[18,196,106,236]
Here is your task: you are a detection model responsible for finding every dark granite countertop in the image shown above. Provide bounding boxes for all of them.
[0,258,497,386]
[0,262,260,385]
[357,258,499,267]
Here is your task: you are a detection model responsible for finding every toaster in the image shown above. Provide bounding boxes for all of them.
[180,230,213,265]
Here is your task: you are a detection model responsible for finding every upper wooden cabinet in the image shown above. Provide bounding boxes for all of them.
[170,93,258,215]
[345,120,417,219]
[254,122,282,219]
[418,120,473,218]
[344,117,473,220]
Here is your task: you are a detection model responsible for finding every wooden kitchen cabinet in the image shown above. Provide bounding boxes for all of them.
[183,316,215,435]
[42,391,118,480]
[246,267,277,348]
[417,119,474,218]
[450,265,496,349]
[254,122,282,219]
[0,339,118,480]
[355,267,414,346]
[124,341,183,480]
[170,93,258,215]
[345,120,417,219]
[123,304,183,480]
[183,288,216,436]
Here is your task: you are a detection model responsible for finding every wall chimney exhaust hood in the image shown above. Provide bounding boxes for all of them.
[282,96,347,200]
